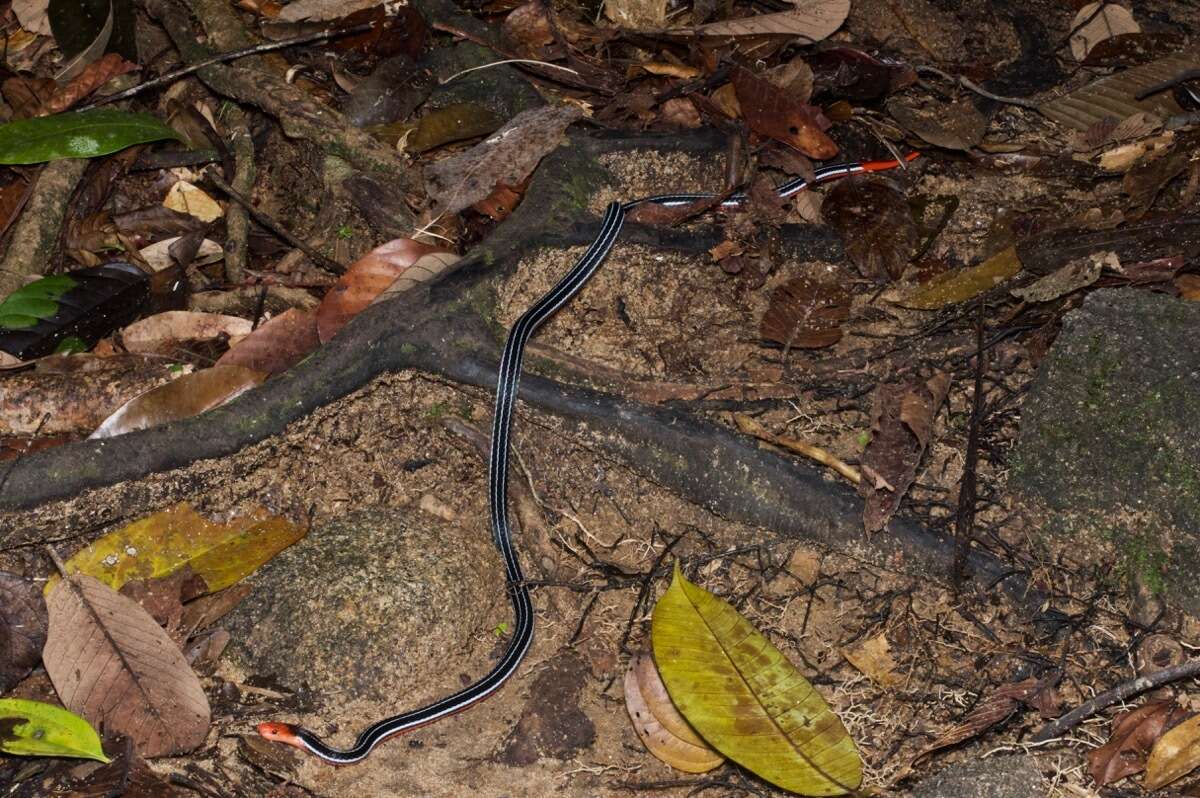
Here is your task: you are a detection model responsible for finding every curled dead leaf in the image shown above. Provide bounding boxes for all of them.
[624,652,724,773]
[90,365,267,439]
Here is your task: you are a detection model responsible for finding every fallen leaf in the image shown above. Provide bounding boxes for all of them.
[46,503,306,599]
[0,573,48,694]
[43,573,210,757]
[425,105,582,214]
[730,65,837,159]
[686,0,848,42]
[1039,52,1197,131]
[12,0,52,35]
[624,652,724,773]
[42,53,138,115]
[276,0,376,20]
[216,308,320,375]
[89,364,267,438]
[1145,711,1200,790]
[1010,252,1109,302]
[120,311,252,355]
[823,176,917,281]
[1089,699,1186,786]
[841,633,901,687]
[652,563,862,795]
[163,181,222,222]
[1070,3,1140,62]
[808,48,917,102]
[2,75,58,119]
[916,678,1054,763]
[138,236,223,272]
[859,373,950,533]
[180,584,253,636]
[760,274,850,349]
[887,96,987,151]
[899,246,1022,309]
[0,698,109,761]
[1176,274,1200,300]
[317,239,458,342]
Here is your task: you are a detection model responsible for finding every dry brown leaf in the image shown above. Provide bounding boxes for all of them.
[859,373,950,533]
[121,311,252,355]
[163,182,222,223]
[276,0,376,21]
[12,0,52,35]
[841,633,901,687]
[216,308,320,376]
[1010,252,1109,303]
[686,0,848,42]
[0,572,48,693]
[887,96,987,152]
[425,105,582,214]
[1145,712,1200,790]
[823,176,917,281]
[1176,274,1200,300]
[90,365,267,439]
[43,573,210,757]
[915,678,1047,763]
[42,53,138,115]
[317,239,458,342]
[731,65,837,159]
[624,652,724,773]
[1070,3,1140,62]
[1089,699,1187,786]
[1040,52,1197,131]
[3,75,57,119]
[760,274,850,349]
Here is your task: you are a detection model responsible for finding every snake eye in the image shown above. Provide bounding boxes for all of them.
[258,722,301,745]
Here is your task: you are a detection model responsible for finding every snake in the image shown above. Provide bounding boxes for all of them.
[256,151,919,764]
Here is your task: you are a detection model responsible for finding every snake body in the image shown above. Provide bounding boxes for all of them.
[257,153,917,764]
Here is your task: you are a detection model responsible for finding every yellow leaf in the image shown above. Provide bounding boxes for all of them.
[841,633,901,687]
[1145,713,1200,790]
[45,503,306,597]
[651,563,862,795]
[898,246,1022,309]
[624,652,724,773]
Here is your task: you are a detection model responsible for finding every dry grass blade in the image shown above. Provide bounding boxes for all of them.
[43,573,210,757]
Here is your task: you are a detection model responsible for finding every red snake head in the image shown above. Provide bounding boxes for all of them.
[257,722,306,751]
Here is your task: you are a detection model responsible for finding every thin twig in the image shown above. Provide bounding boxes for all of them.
[76,23,375,111]
[440,59,581,85]
[1032,658,1200,742]
[916,65,1041,110]
[204,169,346,274]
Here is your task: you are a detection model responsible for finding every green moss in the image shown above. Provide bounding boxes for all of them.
[424,401,448,420]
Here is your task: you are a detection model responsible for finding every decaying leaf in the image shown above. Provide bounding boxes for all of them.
[42,53,138,115]
[0,698,109,762]
[808,48,916,102]
[1010,252,1109,303]
[652,564,862,795]
[317,238,458,342]
[1070,3,1140,62]
[760,274,850,349]
[216,308,320,375]
[89,364,267,438]
[841,633,901,687]
[886,96,986,152]
[13,0,52,35]
[1145,711,1200,790]
[0,572,48,693]
[138,236,223,272]
[425,105,582,214]
[823,176,917,281]
[730,65,836,160]
[899,246,1022,309]
[624,652,724,773]
[859,372,950,533]
[43,573,211,757]
[686,0,848,42]
[604,0,666,31]
[275,0,376,21]
[46,503,306,598]
[120,311,252,355]
[1177,274,1200,300]
[163,181,222,222]
[1039,52,1198,131]
[1089,699,1187,786]
[916,677,1054,763]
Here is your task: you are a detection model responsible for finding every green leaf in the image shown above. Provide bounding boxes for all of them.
[0,698,110,762]
[0,110,181,165]
[0,275,77,330]
[652,564,862,796]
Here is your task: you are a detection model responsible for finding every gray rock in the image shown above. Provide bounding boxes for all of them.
[224,509,504,707]
[911,755,1047,798]
[1012,289,1200,610]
